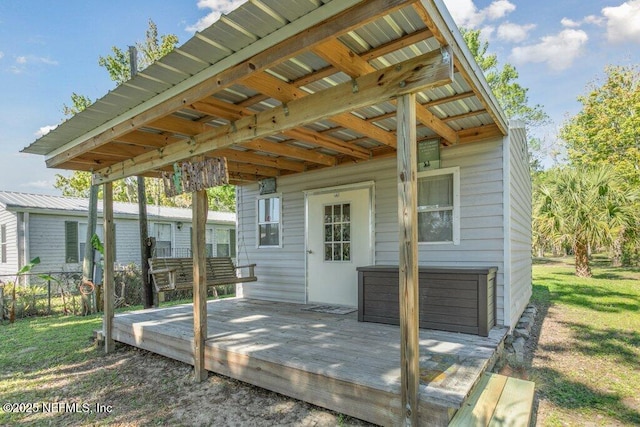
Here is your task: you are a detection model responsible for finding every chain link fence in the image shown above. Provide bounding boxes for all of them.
[0,265,145,320]
[1,262,236,321]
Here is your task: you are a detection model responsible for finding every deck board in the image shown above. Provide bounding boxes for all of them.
[112,298,508,426]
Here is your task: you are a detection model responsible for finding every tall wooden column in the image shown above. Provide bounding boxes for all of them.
[397,93,420,425]
[103,181,115,353]
[192,188,208,381]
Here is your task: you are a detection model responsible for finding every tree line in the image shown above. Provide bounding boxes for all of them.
[463,30,639,277]
[533,65,639,276]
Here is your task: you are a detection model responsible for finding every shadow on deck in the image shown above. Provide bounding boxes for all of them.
[112,298,508,426]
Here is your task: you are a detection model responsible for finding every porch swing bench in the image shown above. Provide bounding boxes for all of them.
[148,257,257,292]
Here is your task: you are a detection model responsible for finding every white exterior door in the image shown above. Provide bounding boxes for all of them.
[306,184,373,306]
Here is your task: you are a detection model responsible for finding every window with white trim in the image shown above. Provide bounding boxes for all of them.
[257,195,281,247]
[215,228,237,257]
[152,223,173,257]
[417,167,460,244]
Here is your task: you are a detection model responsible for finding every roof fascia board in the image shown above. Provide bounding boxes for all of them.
[419,0,508,134]
[42,0,364,163]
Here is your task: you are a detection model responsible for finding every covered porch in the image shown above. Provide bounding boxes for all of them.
[23,0,515,424]
[113,297,508,426]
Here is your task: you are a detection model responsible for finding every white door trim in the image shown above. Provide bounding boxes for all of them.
[303,181,375,304]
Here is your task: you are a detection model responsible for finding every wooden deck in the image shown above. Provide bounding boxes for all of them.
[112,298,508,426]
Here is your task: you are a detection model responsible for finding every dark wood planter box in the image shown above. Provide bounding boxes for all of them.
[357,265,497,336]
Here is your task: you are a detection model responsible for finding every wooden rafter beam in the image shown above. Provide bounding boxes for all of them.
[442,109,487,123]
[47,0,418,169]
[362,28,433,61]
[213,148,305,172]
[243,72,397,148]
[361,91,477,124]
[238,27,434,109]
[148,116,211,136]
[93,48,453,184]
[457,123,502,144]
[114,130,182,148]
[422,90,475,108]
[312,38,458,144]
[242,139,335,166]
[227,161,280,177]
[91,142,154,158]
[190,98,253,120]
[282,128,370,159]
[189,97,340,165]
[412,1,508,135]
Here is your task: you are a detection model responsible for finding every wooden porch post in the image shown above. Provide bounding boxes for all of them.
[103,181,115,353]
[397,93,420,425]
[192,188,208,382]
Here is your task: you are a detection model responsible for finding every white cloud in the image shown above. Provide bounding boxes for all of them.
[602,0,640,43]
[484,0,516,20]
[561,18,580,28]
[480,26,496,42]
[186,0,248,32]
[0,51,4,60]
[583,15,604,25]
[562,15,604,28]
[510,29,588,71]
[443,0,515,28]
[34,124,57,138]
[496,22,536,43]
[10,55,58,74]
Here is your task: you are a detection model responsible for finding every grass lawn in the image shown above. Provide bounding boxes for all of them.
[531,257,640,426]
[0,300,368,426]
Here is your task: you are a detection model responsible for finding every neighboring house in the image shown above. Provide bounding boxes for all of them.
[0,191,236,276]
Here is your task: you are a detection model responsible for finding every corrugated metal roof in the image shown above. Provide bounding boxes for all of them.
[0,191,235,223]
[24,0,355,157]
[22,0,508,184]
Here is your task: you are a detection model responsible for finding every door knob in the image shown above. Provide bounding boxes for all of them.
[307,250,313,254]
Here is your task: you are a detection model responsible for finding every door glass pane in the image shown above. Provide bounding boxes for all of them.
[323,203,351,262]
[342,204,350,221]
[333,243,341,260]
[324,243,332,261]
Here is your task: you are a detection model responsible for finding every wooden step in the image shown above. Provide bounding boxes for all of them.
[449,372,535,427]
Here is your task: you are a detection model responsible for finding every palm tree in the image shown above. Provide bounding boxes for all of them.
[533,166,638,277]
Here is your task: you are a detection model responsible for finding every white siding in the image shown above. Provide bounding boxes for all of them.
[0,208,18,276]
[27,214,230,273]
[238,137,507,323]
[115,220,142,265]
[173,223,190,255]
[29,213,77,273]
[506,124,532,327]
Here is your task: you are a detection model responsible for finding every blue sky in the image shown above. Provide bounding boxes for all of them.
[0,0,638,195]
